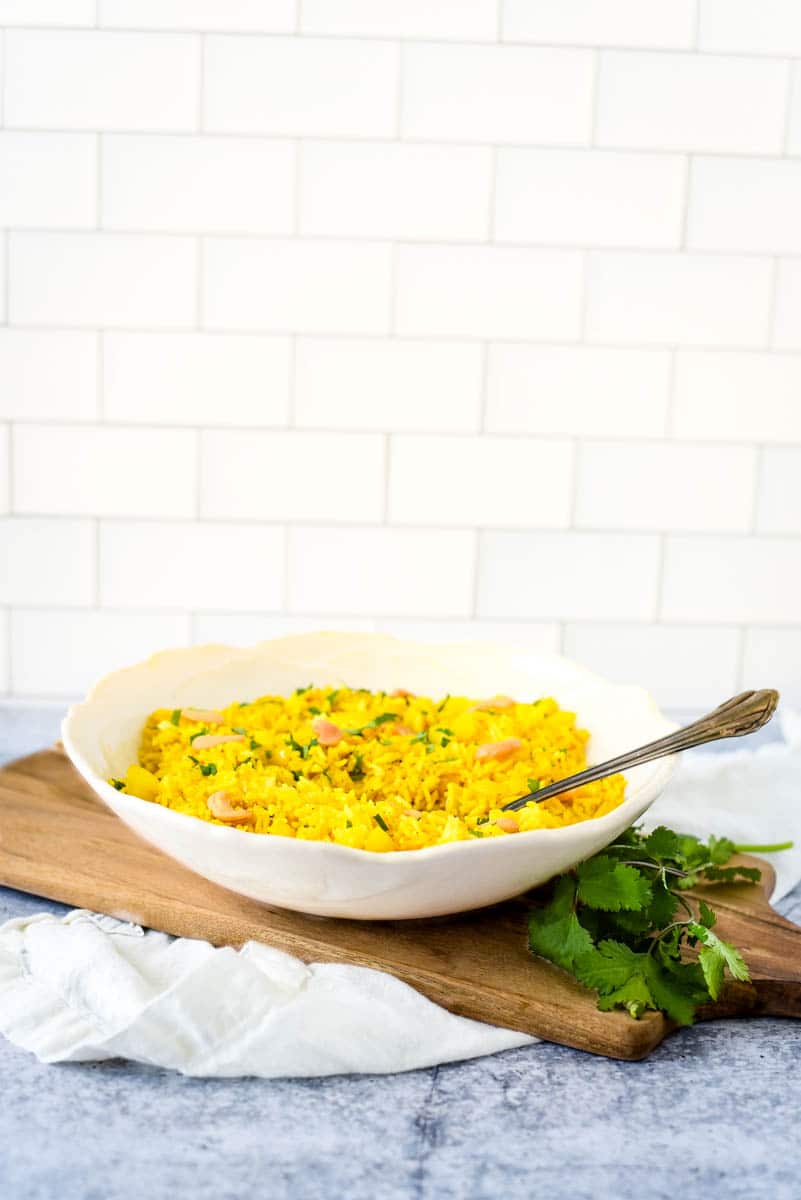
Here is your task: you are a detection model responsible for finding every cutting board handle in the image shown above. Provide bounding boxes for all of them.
[695,866,801,1020]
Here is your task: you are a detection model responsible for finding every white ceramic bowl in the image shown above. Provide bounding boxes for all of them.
[62,632,677,920]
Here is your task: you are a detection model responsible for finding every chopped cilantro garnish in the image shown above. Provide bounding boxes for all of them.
[468,829,484,838]
[436,694,450,712]
[189,727,208,743]
[169,709,181,726]
[249,738,261,750]
[309,706,321,715]
[111,778,125,791]
[294,684,313,695]
[286,734,318,760]
[232,726,246,735]
[346,712,399,737]
[527,778,541,794]
[327,689,340,709]
[374,813,389,832]
[349,752,366,782]
[188,755,217,777]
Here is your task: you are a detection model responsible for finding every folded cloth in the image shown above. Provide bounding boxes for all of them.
[1,710,800,1078]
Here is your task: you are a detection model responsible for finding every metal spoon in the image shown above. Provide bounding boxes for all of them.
[502,688,779,814]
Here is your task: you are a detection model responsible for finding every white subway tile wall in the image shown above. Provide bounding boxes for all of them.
[0,3,798,709]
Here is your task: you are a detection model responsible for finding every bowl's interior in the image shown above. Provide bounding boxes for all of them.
[65,632,676,812]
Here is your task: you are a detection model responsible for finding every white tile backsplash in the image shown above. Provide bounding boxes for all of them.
[0,331,99,421]
[288,526,476,617]
[773,261,801,349]
[10,233,197,329]
[10,608,191,697]
[0,517,95,606]
[576,442,758,532]
[486,346,671,437]
[103,332,291,427]
[301,0,499,41]
[300,143,492,242]
[564,623,741,709]
[295,339,483,432]
[477,531,661,621]
[586,253,773,347]
[503,0,697,49]
[743,628,801,706]
[199,430,385,521]
[0,133,96,228]
[2,8,800,708]
[662,537,801,623]
[388,435,574,528]
[204,36,399,137]
[396,245,583,339]
[688,158,801,255]
[99,1,296,33]
[596,51,788,154]
[99,521,285,611]
[495,149,685,248]
[673,353,801,442]
[0,1,95,25]
[203,239,393,334]
[401,44,595,145]
[102,136,295,234]
[698,0,801,57]
[5,30,199,131]
[756,448,801,534]
[13,425,197,518]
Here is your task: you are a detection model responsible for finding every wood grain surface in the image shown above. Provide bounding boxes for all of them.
[1,748,799,1060]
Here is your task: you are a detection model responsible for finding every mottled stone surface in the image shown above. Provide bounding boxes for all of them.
[1,708,800,1200]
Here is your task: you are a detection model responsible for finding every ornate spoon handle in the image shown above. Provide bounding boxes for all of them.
[502,689,779,813]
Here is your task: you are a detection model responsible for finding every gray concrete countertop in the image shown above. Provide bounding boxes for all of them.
[1,705,800,1200]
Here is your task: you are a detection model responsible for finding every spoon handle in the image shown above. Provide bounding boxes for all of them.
[501,688,779,813]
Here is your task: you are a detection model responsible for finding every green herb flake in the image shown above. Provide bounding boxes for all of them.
[249,737,261,751]
[111,778,126,791]
[374,813,389,832]
[527,778,541,794]
[349,752,366,782]
[170,709,181,726]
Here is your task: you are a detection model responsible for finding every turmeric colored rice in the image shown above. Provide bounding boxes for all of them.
[112,687,626,852]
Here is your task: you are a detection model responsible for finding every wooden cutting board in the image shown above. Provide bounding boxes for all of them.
[1,747,799,1060]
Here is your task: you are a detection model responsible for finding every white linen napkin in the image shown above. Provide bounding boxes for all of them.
[1,710,800,1078]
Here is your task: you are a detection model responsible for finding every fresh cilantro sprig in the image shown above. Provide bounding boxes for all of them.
[528,825,792,1025]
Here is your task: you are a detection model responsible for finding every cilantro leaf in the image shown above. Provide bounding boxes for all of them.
[689,924,750,1000]
[642,825,681,860]
[576,856,653,912]
[528,877,594,972]
[596,974,656,1020]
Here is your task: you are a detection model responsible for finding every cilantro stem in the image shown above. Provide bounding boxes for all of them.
[733,840,794,853]
[621,859,687,878]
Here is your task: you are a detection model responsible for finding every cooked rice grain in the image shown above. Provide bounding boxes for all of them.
[113,687,625,851]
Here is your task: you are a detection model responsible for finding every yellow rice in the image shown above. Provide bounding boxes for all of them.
[113,686,625,852]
